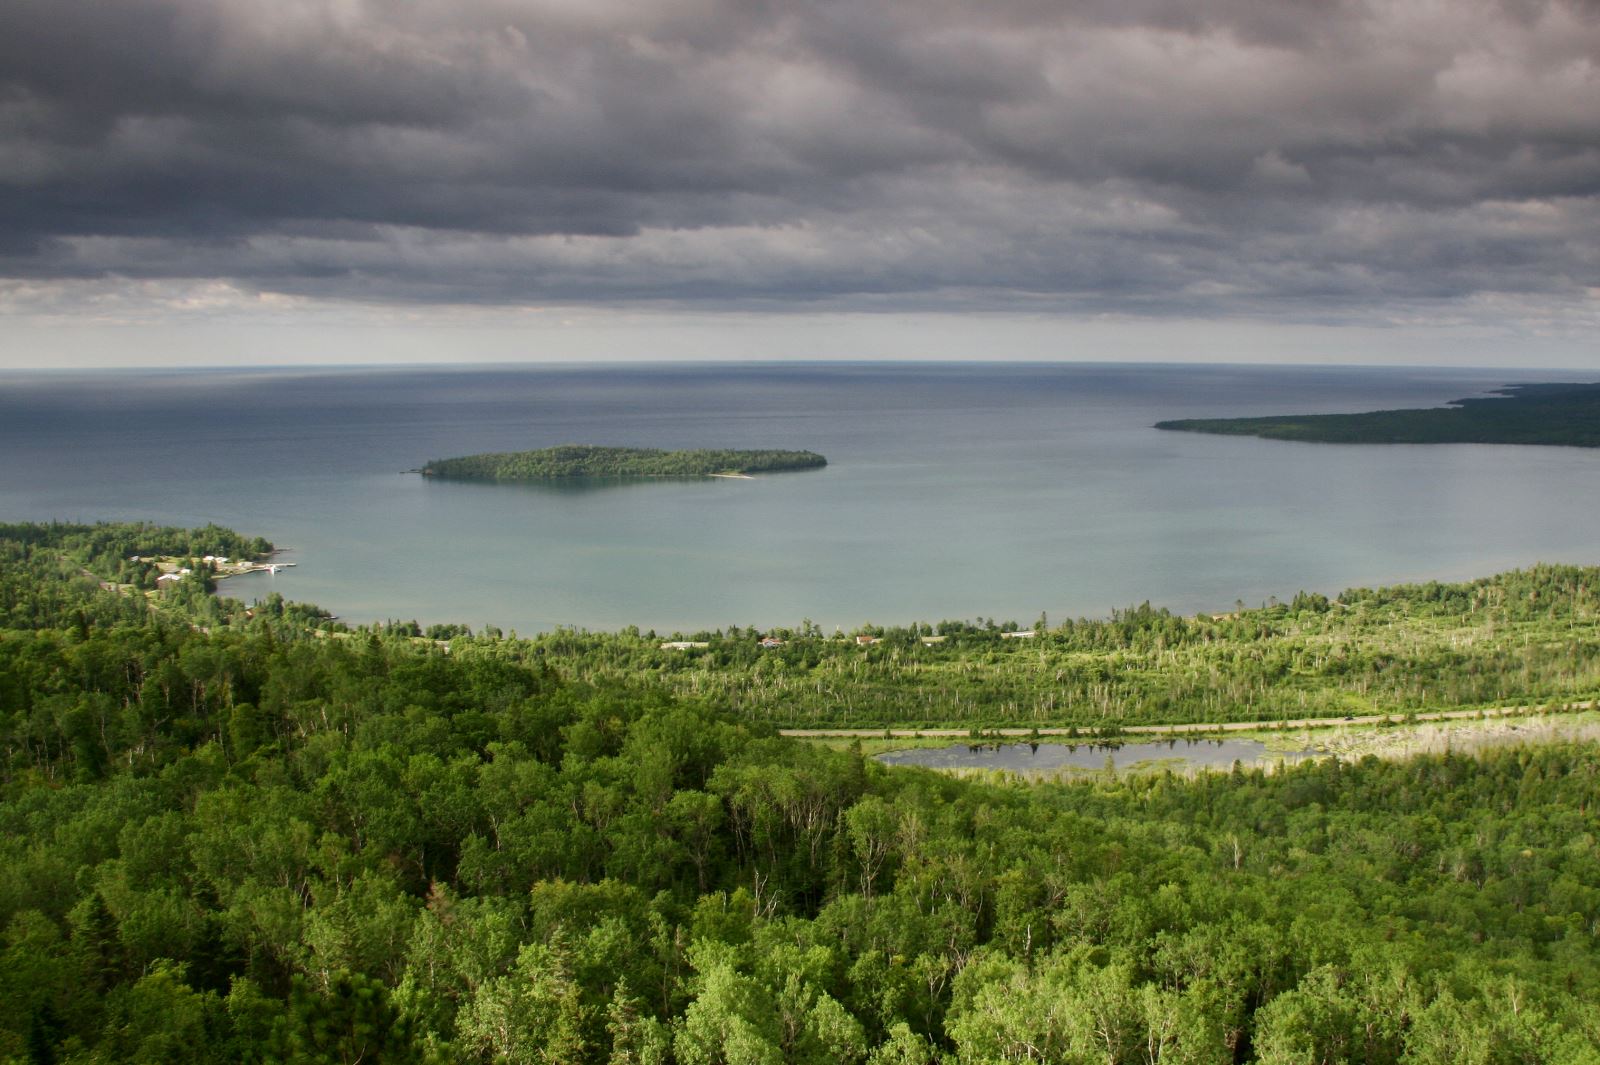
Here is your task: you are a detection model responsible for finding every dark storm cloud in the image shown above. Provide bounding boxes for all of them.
[1,0,1598,317]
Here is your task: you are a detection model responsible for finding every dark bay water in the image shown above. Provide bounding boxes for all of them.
[2,361,1598,633]
[875,738,1313,774]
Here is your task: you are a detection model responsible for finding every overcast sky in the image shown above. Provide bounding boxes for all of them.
[2,0,1598,367]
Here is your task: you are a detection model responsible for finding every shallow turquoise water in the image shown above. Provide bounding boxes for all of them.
[2,361,1597,633]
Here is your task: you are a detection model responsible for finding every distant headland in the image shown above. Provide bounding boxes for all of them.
[1155,382,1600,448]
[420,444,828,481]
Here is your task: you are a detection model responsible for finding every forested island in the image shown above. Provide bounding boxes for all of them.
[1155,381,1600,447]
[4,521,1600,1062]
[422,445,828,481]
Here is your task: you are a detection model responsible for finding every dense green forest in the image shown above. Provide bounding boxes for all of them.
[3,522,1599,1062]
[1154,382,1600,448]
[520,569,1600,728]
[422,446,828,481]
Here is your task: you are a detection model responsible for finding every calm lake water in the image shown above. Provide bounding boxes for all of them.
[2,361,1598,633]
[876,739,1311,774]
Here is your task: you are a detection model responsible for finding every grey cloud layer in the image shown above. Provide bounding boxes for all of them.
[2,0,1598,316]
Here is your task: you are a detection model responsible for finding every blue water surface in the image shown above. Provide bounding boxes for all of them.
[1,361,1596,633]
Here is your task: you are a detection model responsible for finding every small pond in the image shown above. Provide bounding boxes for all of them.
[875,737,1318,774]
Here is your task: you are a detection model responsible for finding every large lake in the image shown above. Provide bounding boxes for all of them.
[2,361,1598,634]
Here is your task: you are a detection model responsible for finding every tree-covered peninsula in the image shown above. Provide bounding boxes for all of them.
[1155,381,1600,447]
[422,445,827,481]
[529,567,1600,730]
[4,520,1600,1062]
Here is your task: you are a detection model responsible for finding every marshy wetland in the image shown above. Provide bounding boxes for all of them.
[864,711,1600,777]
